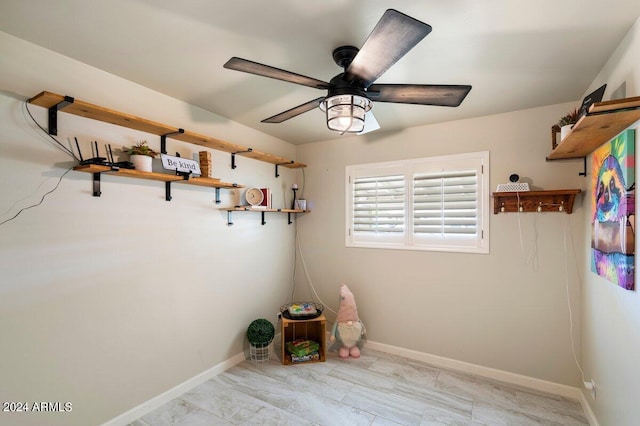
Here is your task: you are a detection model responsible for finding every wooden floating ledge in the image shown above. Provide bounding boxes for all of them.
[492,189,581,214]
[73,164,242,189]
[547,96,640,160]
[221,207,309,213]
[28,91,306,169]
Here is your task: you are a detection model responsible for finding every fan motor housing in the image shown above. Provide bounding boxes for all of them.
[328,74,368,98]
[332,45,359,69]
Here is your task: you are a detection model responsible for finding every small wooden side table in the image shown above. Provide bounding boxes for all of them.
[280,314,326,365]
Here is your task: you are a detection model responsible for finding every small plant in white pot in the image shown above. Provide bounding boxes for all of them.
[122,140,158,172]
[557,108,580,141]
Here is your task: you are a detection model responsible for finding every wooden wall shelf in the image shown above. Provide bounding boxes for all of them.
[547,96,640,160]
[221,206,309,225]
[74,164,240,188]
[74,164,241,201]
[28,91,306,169]
[492,190,581,214]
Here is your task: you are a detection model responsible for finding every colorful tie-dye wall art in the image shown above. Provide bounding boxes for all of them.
[591,129,635,290]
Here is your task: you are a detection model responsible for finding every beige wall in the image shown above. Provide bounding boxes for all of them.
[295,102,586,386]
[0,31,300,426]
[4,14,640,425]
[579,16,640,426]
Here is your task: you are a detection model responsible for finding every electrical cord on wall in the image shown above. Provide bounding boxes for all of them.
[1,101,79,227]
[24,101,80,162]
[290,167,307,301]
[290,216,298,302]
[563,214,588,385]
[288,168,337,316]
[516,191,540,271]
[517,191,525,254]
[295,228,337,316]
[0,166,73,226]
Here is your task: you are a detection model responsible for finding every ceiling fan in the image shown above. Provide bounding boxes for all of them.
[224,9,471,134]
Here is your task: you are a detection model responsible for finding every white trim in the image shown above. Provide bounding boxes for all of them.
[577,389,600,426]
[101,351,246,426]
[345,151,489,253]
[366,340,582,401]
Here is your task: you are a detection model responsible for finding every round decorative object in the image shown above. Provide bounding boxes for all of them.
[509,173,520,183]
[245,187,264,206]
[246,319,275,346]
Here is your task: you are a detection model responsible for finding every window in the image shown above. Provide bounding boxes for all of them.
[346,151,489,253]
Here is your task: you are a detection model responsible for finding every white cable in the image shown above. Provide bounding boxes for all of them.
[296,229,337,316]
[290,169,337,316]
[516,191,525,256]
[527,215,539,271]
[563,214,587,383]
[516,191,539,271]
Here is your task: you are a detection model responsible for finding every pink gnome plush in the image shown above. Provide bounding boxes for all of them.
[330,284,366,358]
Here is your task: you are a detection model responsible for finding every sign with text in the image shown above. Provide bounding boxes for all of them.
[161,154,201,175]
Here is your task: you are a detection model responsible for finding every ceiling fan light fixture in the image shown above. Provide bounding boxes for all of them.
[321,94,372,133]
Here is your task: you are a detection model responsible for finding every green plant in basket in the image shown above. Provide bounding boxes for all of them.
[121,140,159,158]
[246,319,275,346]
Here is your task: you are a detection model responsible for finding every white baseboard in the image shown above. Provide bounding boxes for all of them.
[365,340,582,401]
[577,388,600,426]
[101,351,246,426]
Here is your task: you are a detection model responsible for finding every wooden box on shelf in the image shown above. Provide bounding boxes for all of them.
[280,314,326,365]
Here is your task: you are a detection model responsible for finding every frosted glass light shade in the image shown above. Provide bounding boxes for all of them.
[322,94,372,133]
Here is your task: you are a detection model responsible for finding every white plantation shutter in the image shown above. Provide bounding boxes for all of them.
[353,175,405,234]
[346,152,488,253]
[413,170,478,236]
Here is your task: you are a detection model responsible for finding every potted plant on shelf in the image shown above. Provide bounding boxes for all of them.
[557,108,580,142]
[246,318,275,363]
[122,140,158,172]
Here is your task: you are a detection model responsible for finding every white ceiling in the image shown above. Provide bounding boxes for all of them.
[1,0,638,145]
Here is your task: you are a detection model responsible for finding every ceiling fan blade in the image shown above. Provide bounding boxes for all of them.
[224,57,331,90]
[367,84,472,107]
[345,9,432,88]
[261,97,325,123]
[358,111,380,135]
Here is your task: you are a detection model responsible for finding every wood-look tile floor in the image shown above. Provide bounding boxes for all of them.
[129,347,588,425]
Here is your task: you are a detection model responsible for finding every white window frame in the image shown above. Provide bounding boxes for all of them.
[346,151,489,254]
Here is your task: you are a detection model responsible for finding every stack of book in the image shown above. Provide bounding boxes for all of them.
[199,151,212,178]
[260,188,271,208]
[286,339,320,363]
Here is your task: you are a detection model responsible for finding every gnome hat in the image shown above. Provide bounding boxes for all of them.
[336,284,359,323]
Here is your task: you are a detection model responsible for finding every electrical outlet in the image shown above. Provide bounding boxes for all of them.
[584,380,597,400]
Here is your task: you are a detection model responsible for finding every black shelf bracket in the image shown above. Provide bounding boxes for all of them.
[226,210,233,226]
[160,129,185,154]
[579,157,587,177]
[215,187,221,204]
[288,212,293,225]
[231,148,253,169]
[165,170,192,201]
[47,95,74,135]
[89,165,121,197]
[275,161,294,178]
[261,211,266,225]
[92,172,102,197]
[165,182,172,201]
